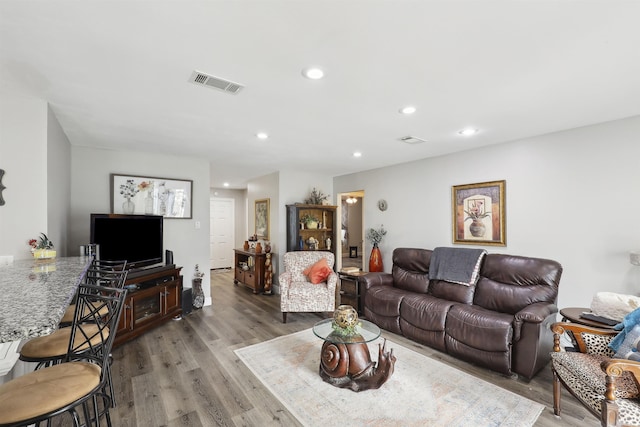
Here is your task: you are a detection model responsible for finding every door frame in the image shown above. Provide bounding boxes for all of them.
[336,190,365,272]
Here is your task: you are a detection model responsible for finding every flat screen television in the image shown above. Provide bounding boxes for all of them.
[90,214,164,270]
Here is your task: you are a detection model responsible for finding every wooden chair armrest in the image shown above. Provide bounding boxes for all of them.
[551,322,618,353]
[601,359,640,401]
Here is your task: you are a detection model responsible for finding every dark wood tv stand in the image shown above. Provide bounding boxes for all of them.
[114,265,183,347]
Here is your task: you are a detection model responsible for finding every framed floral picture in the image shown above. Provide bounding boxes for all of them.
[452,180,506,246]
[110,174,193,219]
[255,198,270,240]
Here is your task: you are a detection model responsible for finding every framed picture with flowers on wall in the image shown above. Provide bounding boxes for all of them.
[110,173,193,219]
[452,180,506,246]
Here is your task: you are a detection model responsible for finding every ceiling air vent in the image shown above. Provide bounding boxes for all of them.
[189,70,244,94]
[399,136,427,144]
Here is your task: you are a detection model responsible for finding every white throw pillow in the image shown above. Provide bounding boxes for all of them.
[591,292,640,322]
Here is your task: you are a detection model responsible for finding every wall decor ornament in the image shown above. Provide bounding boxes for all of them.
[0,169,5,206]
[255,198,270,240]
[110,173,192,218]
[452,180,506,246]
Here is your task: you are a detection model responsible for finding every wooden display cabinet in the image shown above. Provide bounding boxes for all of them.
[286,204,337,255]
[114,265,183,347]
[234,248,267,293]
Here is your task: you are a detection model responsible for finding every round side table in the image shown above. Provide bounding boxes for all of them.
[559,307,616,329]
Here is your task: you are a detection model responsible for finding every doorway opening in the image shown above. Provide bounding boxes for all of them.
[336,190,364,272]
[210,197,235,270]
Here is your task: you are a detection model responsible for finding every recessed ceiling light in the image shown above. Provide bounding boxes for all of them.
[458,128,479,136]
[399,106,417,115]
[302,67,324,79]
[256,132,269,140]
[353,152,362,158]
[223,182,230,187]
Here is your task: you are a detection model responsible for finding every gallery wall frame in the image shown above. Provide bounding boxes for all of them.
[110,173,193,219]
[452,180,506,246]
[255,198,270,240]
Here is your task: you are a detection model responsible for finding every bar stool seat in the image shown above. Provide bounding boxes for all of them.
[0,362,100,425]
[20,325,105,362]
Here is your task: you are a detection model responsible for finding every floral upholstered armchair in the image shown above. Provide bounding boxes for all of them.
[279,251,338,323]
[551,322,640,426]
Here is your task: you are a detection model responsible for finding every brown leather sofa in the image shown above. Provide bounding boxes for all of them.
[362,247,563,379]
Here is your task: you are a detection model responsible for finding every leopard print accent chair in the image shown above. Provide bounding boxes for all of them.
[551,322,640,426]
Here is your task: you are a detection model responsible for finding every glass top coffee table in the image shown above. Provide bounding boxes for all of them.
[312,318,381,343]
[312,317,396,392]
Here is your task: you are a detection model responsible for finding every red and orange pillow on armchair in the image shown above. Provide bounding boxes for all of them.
[303,257,332,284]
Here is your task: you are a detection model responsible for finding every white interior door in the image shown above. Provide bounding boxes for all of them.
[210,198,234,269]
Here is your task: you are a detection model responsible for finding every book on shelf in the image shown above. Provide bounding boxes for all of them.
[340,267,360,274]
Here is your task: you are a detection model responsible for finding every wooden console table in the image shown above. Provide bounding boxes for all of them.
[234,248,266,293]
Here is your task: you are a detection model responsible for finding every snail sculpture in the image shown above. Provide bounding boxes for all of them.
[319,305,396,392]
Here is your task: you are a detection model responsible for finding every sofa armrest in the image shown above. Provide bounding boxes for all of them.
[515,302,557,323]
[359,273,393,309]
[359,272,393,290]
[551,322,618,355]
[278,271,292,295]
[512,302,557,341]
[602,359,640,400]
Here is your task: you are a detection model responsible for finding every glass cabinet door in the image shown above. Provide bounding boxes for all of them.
[133,292,162,325]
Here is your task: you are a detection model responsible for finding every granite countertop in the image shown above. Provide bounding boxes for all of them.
[0,256,92,343]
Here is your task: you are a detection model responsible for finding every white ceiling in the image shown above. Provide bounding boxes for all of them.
[2,1,639,189]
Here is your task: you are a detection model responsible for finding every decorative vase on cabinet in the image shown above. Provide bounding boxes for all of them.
[369,244,383,272]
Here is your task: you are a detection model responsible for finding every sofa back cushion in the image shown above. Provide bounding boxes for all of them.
[473,253,562,314]
[391,248,432,294]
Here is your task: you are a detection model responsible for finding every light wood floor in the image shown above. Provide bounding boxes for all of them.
[104,269,599,426]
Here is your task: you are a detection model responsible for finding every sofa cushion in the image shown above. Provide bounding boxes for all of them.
[552,352,639,399]
[399,294,455,352]
[365,286,406,318]
[428,280,475,304]
[400,294,454,333]
[391,248,432,294]
[473,254,561,314]
[445,304,513,352]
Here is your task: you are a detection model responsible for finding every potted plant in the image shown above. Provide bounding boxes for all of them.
[301,213,319,229]
[304,187,330,205]
[28,233,56,259]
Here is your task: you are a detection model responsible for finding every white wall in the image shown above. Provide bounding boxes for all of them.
[46,105,71,256]
[0,93,48,259]
[335,115,640,310]
[71,146,212,305]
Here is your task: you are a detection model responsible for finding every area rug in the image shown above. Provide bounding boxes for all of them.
[235,329,544,427]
